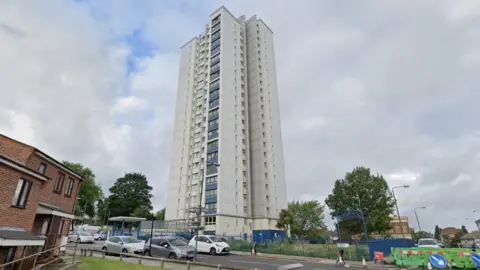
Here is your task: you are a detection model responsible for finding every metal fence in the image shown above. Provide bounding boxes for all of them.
[226,235,369,261]
[134,225,370,261]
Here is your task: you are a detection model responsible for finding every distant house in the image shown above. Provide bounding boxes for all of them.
[441,227,463,240]
[460,231,480,248]
[370,216,412,239]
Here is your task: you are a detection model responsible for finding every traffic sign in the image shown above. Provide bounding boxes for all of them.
[471,253,480,267]
[430,254,447,269]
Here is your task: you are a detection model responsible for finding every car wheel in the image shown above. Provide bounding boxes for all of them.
[143,250,150,256]
[122,248,128,255]
[168,253,177,259]
[210,247,217,256]
[102,247,108,255]
[67,237,71,243]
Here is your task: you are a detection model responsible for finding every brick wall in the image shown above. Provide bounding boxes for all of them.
[0,165,42,231]
[26,154,81,213]
[0,135,34,164]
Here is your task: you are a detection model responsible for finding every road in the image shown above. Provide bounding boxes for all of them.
[66,241,372,270]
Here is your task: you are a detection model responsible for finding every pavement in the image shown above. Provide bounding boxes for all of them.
[65,241,398,270]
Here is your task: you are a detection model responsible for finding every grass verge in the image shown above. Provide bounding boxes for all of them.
[79,257,159,270]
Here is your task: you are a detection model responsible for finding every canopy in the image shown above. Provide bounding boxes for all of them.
[109,216,146,222]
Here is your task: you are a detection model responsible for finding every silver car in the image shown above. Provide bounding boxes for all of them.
[102,236,144,255]
[144,236,195,260]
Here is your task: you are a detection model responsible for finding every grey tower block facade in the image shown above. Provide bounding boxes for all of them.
[165,6,287,235]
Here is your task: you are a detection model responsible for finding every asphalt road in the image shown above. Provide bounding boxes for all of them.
[65,242,371,270]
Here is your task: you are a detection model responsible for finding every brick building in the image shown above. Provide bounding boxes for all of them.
[0,134,83,268]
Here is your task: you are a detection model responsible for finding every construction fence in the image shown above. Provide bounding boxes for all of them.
[392,247,478,269]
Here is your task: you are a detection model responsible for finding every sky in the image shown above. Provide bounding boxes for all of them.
[1,0,480,233]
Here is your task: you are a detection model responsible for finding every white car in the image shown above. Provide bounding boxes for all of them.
[188,235,230,255]
[68,231,94,243]
[417,238,442,248]
[102,236,145,255]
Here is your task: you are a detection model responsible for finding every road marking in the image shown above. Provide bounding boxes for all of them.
[229,259,281,266]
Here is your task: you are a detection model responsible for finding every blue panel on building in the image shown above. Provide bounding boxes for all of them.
[252,230,286,244]
[205,196,217,204]
[207,147,218,154]
[205,183,217,190]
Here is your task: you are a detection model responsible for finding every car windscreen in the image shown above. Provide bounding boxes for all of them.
[418,239,437,245]
[167,238,188,246]
[209,236,223,242]
[122,237,140,244]
[79,231,91,236]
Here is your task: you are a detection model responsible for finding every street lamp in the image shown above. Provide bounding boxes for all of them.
[413,206,427,232]
[392,185,409,239]
[194,161,220,261]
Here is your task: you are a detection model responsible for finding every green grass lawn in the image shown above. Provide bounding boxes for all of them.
[79,257,159,270]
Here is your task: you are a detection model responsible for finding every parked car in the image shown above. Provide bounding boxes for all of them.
[144,236,195,260]
[188,235,230,255]
[94,231,107,241]
[417,238,442,248]
[68,231,94,244]
[102,236,144,255]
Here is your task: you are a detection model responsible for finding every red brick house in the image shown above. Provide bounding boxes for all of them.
[0,134,83,268]
[441,227,462,240]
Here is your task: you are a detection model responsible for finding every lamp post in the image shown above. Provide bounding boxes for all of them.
[194,161,219,261]
[392,185,410,239]
[413,206,427,232]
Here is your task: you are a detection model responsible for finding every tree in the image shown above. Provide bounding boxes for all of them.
[155,208,165,221]
[449,231,466,247]
[413,230,434,241]
[96,197,109,225]
[325,167,395,236]
[461,225,468,234]
[132,205,154,220]
[276,208,294,232]
[276,200,326,238]
[63,161,103,218]
[107,172,153,218]
[434,225,441,240]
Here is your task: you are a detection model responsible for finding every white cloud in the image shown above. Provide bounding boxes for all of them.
[1,0,480,229]
[111,96,149,114]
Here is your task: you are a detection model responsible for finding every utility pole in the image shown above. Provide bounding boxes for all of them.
[392,185,409,239]
[413,206,427,232]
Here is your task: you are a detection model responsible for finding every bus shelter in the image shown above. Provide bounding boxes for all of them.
[108,216,146,238]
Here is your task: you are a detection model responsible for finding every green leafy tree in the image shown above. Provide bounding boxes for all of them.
[277,200,326,238]
[461,225,468,234]
[155,208,166,221]
[63,161,103,218]
[132,205,154,220]
[96,197,109,225]
[434,225,441,240]
[107,172,153,218]
[449,231,466,247]
[276,208,294,232]
[325,166,395,236]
